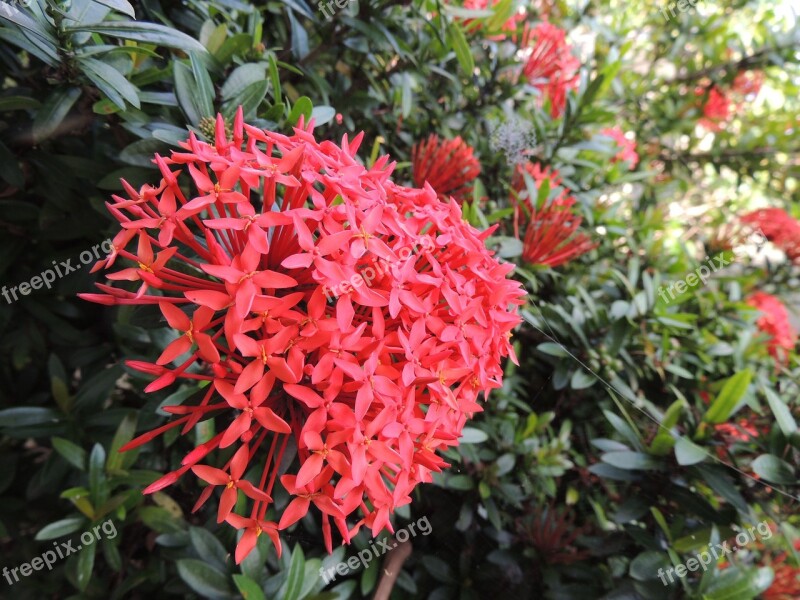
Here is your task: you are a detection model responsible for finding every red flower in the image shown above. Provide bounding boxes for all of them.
[517,505,589,565]
[82,109,524,562]
[746,292,798,365]
[411,134,481,203]
[520,22,580,118]
[696,85,731,130]
[601,127,639,169]
[714,418,759,443]
[511,163,595,267]
[732,70,764,98]
[741,208,800,263]
[762,541,800,600]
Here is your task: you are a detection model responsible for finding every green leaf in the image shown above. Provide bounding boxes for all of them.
[459,427,488,444]
[570,369,596,390]
[88,443,108,508]
[485,0,513,31]
[107,412,137,472]
[0,95,41,111]
[763,386,797,436]
[36,517,86,540]
[174,61,202,126]
[0,407,62,428]
[221,63,267,101]
[288,96,313,126]
[704,370,752,424]
[629,551,670,581]
[704,566,773,599]
[52,437,87,470]
[90,0,136,18]
[189,526,229,572]
[601,451,662,470]
[447,22,474,77]
[32,88,82,142]
[223,80,268,121]
[267,53,281,104]
[64,21,208,54]
[79,57,140,110]
[286,9,309,60]
[675,437,707,466]
[233,574,265,600]
[311,105,336,126]
[0,141,23,188]
[76,541,96,591]
[751,454,796,485]
[190,52,216,118]
[279,544,305,600]
[177,559,233,598]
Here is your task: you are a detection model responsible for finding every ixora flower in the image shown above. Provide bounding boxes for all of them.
[763,541,800,600]
[600,127,639,170]
[519,22,580,118]
[510,163,596,267]
[81,109,524,562]
[741,208,800,263]
[695,85,731,130]
[411,134,481,204]
[746,292,798,365]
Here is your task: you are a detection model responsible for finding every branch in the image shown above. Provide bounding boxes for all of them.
[372,538,412,600]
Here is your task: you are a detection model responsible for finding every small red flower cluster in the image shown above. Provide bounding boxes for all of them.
[761,539,800,600]
[81,110,524,562]
[696,85,732,131]
[411,134,481,204]
[601,127,639,170]
[746,292,798,365]
[741,207,800,263]
[511,163,596,267]
[732,70,764,98]
[520,22,580,118]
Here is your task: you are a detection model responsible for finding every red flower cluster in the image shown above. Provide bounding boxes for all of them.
[741,208,800,262]
[601,127,639,170]
[732,70,764,98]
[81,110,524,562]
[746,292,798,365]
[411,134,481,204]
[696,85,732,130]
[511,163,596,267]
[520,22,580,118]
[762,540,800,600]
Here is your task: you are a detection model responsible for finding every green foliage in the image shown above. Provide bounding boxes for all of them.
[1,0,798,598]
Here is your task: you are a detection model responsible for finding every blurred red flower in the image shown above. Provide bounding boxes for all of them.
[82,110,524,562]
[520,22,580,118]
[696,85,731,130]
[741,208,800,262]
[733,70,764,98]
[601,127,639,169]
[411,134,481,203]
[762,540,800,600]
[746,292,798,365]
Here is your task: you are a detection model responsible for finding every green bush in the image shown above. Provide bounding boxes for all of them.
[0,0,798,598]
